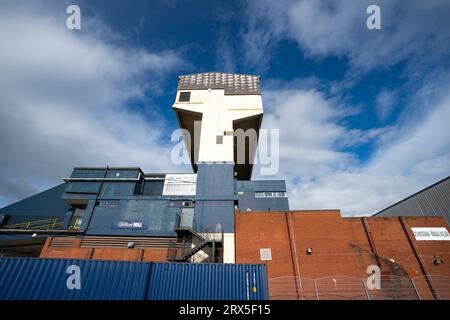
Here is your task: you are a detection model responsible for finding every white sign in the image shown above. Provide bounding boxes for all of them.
[162,174,197,196]
[260,248,272,261]
[411,227,450,241]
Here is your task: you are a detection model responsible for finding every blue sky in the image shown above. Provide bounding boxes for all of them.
[0,0,449,215]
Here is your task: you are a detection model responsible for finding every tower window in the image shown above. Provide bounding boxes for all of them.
[179,91,191,102]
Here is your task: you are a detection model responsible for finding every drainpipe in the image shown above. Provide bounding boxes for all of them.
[399,217,437,299]
[285,211,302,300]
[362,217,382,267]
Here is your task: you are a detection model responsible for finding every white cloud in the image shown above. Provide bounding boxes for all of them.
[243,0,450,73]
[375,89,396,121]
[254,87,450,216]
[0,3,186,205]
[245,0,450,216]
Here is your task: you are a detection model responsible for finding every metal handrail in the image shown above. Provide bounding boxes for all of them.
[168,212,224,262]
[1,217,62,230]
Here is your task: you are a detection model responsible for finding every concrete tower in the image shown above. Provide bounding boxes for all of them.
[173,72,263,180]
[173,72,264,262]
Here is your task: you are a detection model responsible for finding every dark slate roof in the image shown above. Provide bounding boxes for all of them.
[178,72,260,95]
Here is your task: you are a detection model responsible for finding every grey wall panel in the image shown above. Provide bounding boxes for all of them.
[374,177,450,225]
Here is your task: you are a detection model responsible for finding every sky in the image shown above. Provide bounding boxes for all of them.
[0,0,449,216]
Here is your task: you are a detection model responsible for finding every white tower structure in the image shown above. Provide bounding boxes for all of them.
[173,72,263,180]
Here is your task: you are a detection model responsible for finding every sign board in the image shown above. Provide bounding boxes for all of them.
[260,248,272,261]
[98,200,119,208]
[112,220,148,230]
[162,174,197,196]
[411,227,450,241]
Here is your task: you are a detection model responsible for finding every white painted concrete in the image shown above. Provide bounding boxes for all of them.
[173,89,263,164]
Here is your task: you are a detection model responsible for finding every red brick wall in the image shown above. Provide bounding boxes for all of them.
[236,211,450,279]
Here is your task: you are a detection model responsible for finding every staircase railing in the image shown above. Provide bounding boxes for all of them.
[0,217,63,230]
[167,213,223,263]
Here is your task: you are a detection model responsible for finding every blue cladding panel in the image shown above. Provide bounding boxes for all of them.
[105,169,140,179]
[236,180,287,192]
[196,163,234,198]
[70,169,105,178]
[0,184,70,226]
[86,200,178,236]
[195,164,235,232]
[238,193,289,211]
[147,263,269,300]
[100,182,136,197]
[0,258,151,300]
[64,181,101,194]
[195,201,235,232]
[236,180,289,211]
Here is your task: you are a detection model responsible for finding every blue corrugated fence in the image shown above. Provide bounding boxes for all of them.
[0,258,268,300]
[0,258,151,300]
[148,263,269,300]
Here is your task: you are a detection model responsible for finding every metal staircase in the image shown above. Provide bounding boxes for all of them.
[167,213,223,263]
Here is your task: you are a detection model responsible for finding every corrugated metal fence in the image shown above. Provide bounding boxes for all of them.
[148,263,268,300]
[0,258,269,300]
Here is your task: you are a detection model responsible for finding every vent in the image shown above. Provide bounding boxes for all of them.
[80,236,179,249]
[50,237,75,247]
[260,248,272,261]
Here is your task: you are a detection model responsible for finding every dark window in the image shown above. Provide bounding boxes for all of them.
[105,169,139,179]
[142,180,164,195]
[65,181,101,194]
[179,91,191,102]
[70,169,105,178]
[100,182,135,197]
[216,135,223,144]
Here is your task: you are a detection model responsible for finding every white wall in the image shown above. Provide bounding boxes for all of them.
[173,89,263,163]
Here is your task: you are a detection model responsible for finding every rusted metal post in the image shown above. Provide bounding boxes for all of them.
[314,279,319,300]
[362,278,370,300]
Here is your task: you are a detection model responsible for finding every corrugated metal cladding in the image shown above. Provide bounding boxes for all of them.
[148,263,269,300]
[374,176,450,225]
[0,258,268,300]
[0,258,150,300]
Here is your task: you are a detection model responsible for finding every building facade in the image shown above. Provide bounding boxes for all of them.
[1,72,449,300]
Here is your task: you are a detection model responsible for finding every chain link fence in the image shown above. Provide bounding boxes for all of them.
[269,275,450,300]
